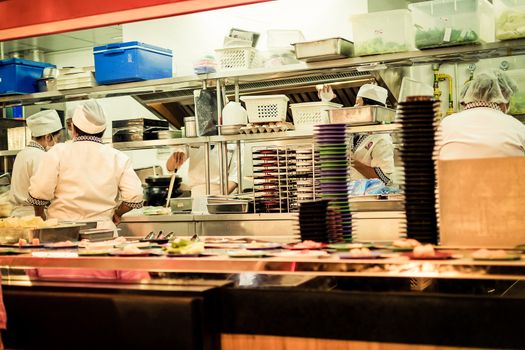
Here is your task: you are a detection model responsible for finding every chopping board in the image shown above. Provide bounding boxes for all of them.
[438,157,525,247]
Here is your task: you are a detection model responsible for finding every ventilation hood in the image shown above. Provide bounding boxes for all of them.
[132,68,404,128]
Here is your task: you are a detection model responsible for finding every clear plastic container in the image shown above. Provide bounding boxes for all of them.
[507,69,525,114]
[495,0,525,40]
[409,0,494,49]
[351,9,413,56]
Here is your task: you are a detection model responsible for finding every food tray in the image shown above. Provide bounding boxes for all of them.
[328,105,396,125]
[293,37,354,62]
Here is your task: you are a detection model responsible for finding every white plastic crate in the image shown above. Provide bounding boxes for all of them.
[290,102,343,130]
[240,95,289,123]
[215,47,260,71]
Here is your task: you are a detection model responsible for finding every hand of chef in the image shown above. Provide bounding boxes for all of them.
[166,152,187,172]
[112,213,122,226]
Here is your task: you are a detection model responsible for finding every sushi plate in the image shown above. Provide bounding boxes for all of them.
[337,252,384,259]
[401,252,454,260]
[327,243,374,251]
[227,250,269,258]
[268,250,330,258]
[0,248,26,255]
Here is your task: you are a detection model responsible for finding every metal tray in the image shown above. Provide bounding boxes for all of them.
[28,224,85,243]
[207,202,249,214]
[293,38,354,62]
[329,106,396,125]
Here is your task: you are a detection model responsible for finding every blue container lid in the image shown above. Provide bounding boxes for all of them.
[93,41,172,55]
[0,58,55,68]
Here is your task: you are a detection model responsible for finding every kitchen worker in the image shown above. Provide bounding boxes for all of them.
[350,84,396,185]
[28,100,144,230]
[166,145,239,212]
[9,110,62,217]
[65,107,74,142]
[438,69,525,160]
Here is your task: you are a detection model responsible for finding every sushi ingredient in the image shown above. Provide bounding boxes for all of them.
[415,26,479,49]
[393,238,421,248]
[413,244,436,258]
[496,10,525,40]
[472,249,512,260]
[355,37,408,56]
[348,247,373,257]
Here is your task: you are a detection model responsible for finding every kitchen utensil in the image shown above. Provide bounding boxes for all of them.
[328,106,396,125]
[165,172,177,208]
[184,117,197,137]
[170,197,193,212]
[218,124,243,135]
[207,201,249,214]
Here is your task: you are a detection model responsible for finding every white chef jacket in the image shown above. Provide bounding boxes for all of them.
[172,145,239,212]
[351,134,396,185]
[8,141,46,217]
[28,136,143,228]
[438,107,525,160]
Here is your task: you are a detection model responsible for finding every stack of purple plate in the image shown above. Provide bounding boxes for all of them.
[314,124,352,242]
[397,97,439,244]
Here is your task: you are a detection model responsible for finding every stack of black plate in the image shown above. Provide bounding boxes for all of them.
[314,124,352,242]
[298,200,330,242]
[397,97,439,244]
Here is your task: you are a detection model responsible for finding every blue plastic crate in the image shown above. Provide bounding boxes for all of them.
[94,41,173,85]
[0,58,55,94]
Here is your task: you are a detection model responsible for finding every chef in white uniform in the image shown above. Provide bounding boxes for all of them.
[28,100,144,229]
[438,69,525,160]
[9,110,62,217]
[166,145,239,212]
[350,84,396,185]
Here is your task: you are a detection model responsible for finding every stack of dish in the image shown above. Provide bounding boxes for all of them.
[298,200,331,242]
[314,124,352,242]
[252,147,296,213]
[397,97,439,244]
[294,145,317,204]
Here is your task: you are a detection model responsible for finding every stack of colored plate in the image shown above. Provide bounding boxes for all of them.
[397,97,439,244]
[298,200,330,242]
[295,145,317,204]
[314,124,352,242]
[252,147,296,213]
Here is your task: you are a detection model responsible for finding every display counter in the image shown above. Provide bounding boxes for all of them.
[1,253,524,349]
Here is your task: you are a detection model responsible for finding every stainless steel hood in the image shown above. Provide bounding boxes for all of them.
[132,68,404,128]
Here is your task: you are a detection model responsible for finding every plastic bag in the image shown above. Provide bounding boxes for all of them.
[194,89,218,136]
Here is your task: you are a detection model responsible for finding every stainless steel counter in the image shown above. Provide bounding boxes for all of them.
[119,213,299,240]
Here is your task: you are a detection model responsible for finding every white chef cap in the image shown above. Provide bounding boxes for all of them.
[26,110,62,137]
[461,69,518,105]
[356,84,388,105]
[72,100,107,134]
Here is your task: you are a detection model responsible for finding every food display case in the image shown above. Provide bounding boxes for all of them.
[1,252,525,349]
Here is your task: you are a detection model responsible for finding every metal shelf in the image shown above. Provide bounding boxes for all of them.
[0,150,21,156]
[346,123,402,134]
[2,39,525,107]
[111,131,314,151]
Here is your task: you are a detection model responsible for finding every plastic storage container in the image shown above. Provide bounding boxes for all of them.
[507,68,525,114]
[0,58,56,94]
[495,0,525,40]
[215,47,261,72]
[290,102,343,130]
[240,95,289,123]
[409,0,494,49]
[93,41,173,84]
[351,9,413,56]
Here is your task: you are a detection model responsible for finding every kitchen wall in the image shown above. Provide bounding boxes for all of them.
[44,0,369,180]
[123,0,367,76]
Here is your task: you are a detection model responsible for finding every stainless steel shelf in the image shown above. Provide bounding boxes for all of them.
[346,123,402,134]
[112,131,314,150]
[0,149,21,156]
[2,39,525,107]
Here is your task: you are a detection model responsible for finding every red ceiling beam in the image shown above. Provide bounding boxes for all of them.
[0,0,272,41]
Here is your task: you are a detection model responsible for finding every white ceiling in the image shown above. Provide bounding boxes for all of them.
[0,25,122,56]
